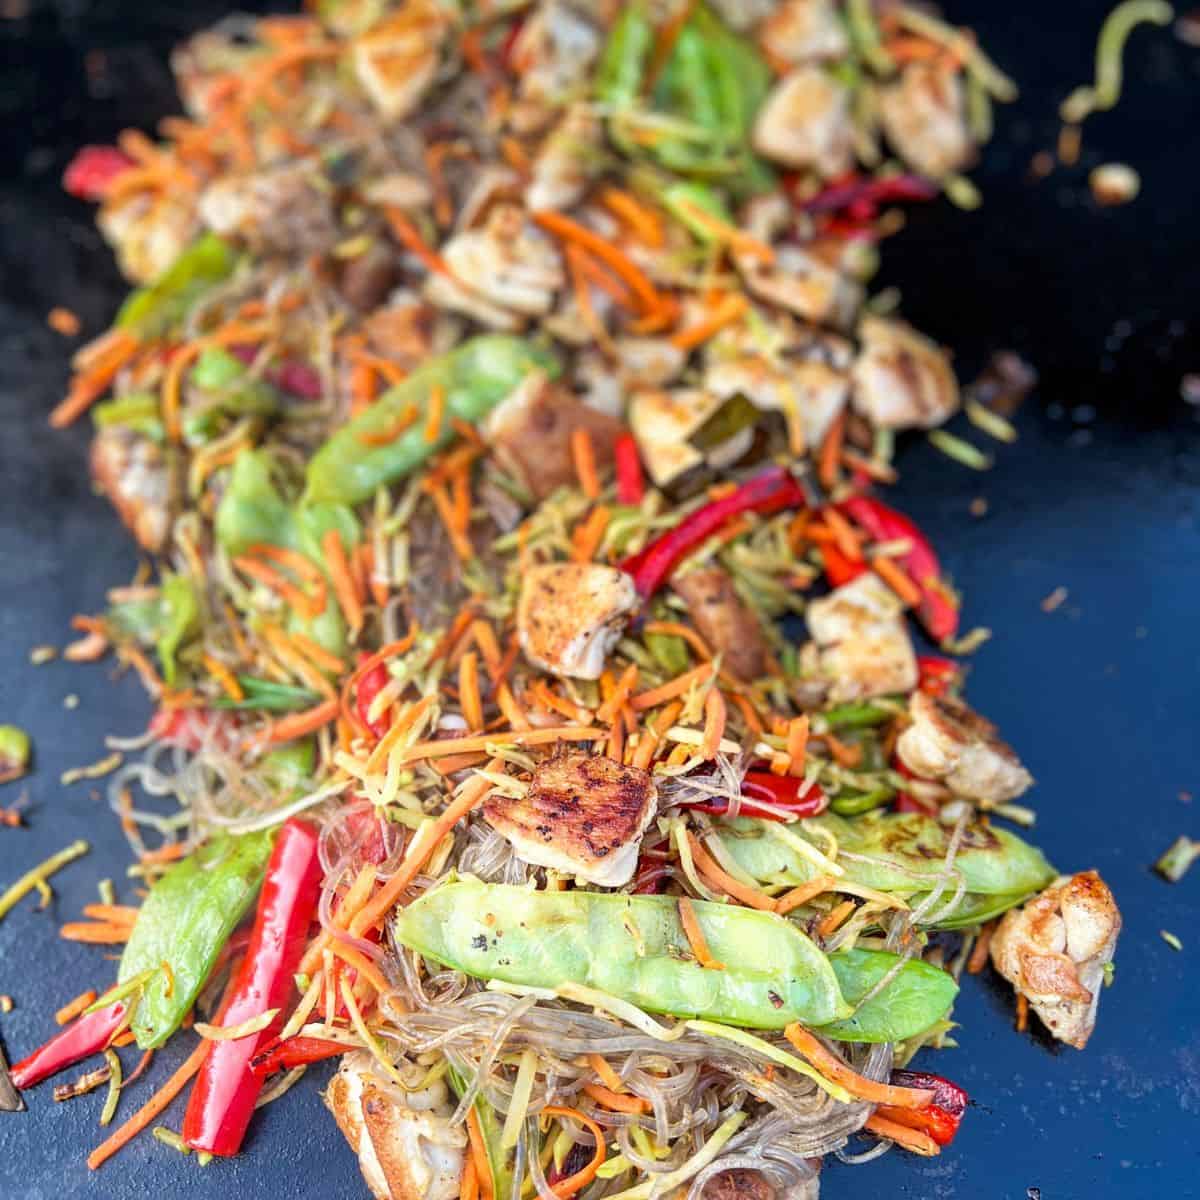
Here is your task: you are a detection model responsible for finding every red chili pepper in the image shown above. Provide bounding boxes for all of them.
[499,15,526,70]
[182,819,323,1156]
[819,541,868,588]
[355,653,392,741]
[228,345,322,399]
[838,496,960,642]
[9,1001,128,1090]
[877,1070,968,1146]
[248,1035,348,1077]
[614,433,646,506]
[802,172,937,215]
[620,467,808,599]
[892,757,938,816]
[148,708,233,753]
[62,145,136,202]
[917,655,960,697]
[687,771,828,821]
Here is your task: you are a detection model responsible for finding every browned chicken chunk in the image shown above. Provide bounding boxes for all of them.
[897,690,1033,805]
[878,63,974,181]
[483,752,658,886]
[850,315,959,431]
[672,567,770,682]
[89,426,173,553]
[991,871,1121,1049]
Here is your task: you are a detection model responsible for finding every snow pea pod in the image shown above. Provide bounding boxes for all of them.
[391,880,850,1029]
[156,572,199,686]
[819,949,958,1043]
[304,335,558,506]
[116,233,238,339]
[594,0,654,108]
[715,812,1056,925]
[119,831,275,1049]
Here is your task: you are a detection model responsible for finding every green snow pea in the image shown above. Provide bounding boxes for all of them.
[183,346,277,446]
[211,676,323,713]
[595,1,654,108]
[447,1065,514,1200]
[304,335,558,507]
[92,391,165,441]
[391,880,850,1029]
[119,831,275,1048]
[155,572,199,686]
[818,949,958,1043]
[715,812,1056,927]
[260,739,315,793]
[116,233,239,339]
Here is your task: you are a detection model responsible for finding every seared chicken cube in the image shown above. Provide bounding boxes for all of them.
[991,871,1121,1049]
[527,104,602,211]
[326,1051,466,1200]
[760,0,849,65]
[736,243,863,330]
[878,63,974,181]
[897,690,1033,805]
[90,426,173,553]
[629,388,754,489]
[352,2,447,122]
[672,568,770,682]
[850,315,959,430]
[98,191,198,286]
[509,3,602,132]
[199,163,336,258]
[517,563,638,680]
[484,373,623,500]
[614,337,688,387]
[427,204,564,331]
[803,573,917,702]
[752,68,855,179]
[483,752,657,887]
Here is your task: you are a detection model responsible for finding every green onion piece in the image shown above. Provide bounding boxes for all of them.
[0,840,89,922]
[152,1126,192,1155]
[966,399,1018,444]
[1154,836,1199,883]
[1161,930,1183,952]
[928,429,993,471]
[99,1049,122,1126]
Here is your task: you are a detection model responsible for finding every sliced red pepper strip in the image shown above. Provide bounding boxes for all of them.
[148,707,234,753]
[878,1070,968,1146]
[892,757,938,816]
[9,1001,128,1090]
[228,344,322,399]
[819,541,868,588]
[614,433,646,506]
[354,654,392,741]
[838,496,960,641]
[916,655,960,696]
[801,172,937,215]
[686,771,828,821]
[182,818,323,1156]
[620,467,808,599]
[248,1035,348,1077]
[62,145,136,202]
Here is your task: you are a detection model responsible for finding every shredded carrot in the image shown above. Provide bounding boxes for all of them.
[49,330,141,428]
[773,876,836,915]
[285,629,345,676]
[967,922,994,975]
[491,682,530,732]
[322,529,365,637]
[458,652,484,732]
[111,1031,137,1048]
[630,700,683,771]
[202,653,244,702]
[364,696,437,772]
[55,989,98,1025]
[671,293,749,352]
[644,0,695,91]
[587,1052,626,1094]
[469,620,503,679]
[384,206,455,280]
[565,243,617,359]
[531,210,663,315]
[357,401,418,446]
[725,690,765,737]
[466,1108,494,1200]
[568,243,637,311]
[570,429,602,501]
[404,725,601,765]
[87,1036,211,1169]
[686,833,777,911]
[260,625,335,700]
[328,940,392,999]
[581,1082,651,1114]
[298,864,380,978]
[60,923,131,945]
[540,1106,607,1199]
[47,306,81,337]
[81,904,138,924]
[424,141,460,227]
[818,410,847,492]
[864,1112,940,1156]
[671,197,774,264]
[786,715,809,777]
[816,898,856,937]
[642,621,712,662]
[424,384,447,444]
[599,187,664,248]
[823,733,863,768]
[461,1155,480,1200]
[596,664,639,724]
[871,555,923,608]
[266,698,340,744]
[160,321,270,441]
[840,447,898,484]
[678,896,725,970]
[783,1025,936,1108]
[630,663,716,712]
[349,762,502,938]
[139,842,188,866]
[499,135,530,173]
[606,717,625,762]
[426,479,474,562]
[1016,993,1029,1033]
[822,507,864,562]
[699,689,727,760]
[571,505,611,563]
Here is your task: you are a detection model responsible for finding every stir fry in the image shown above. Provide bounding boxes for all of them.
[10,2,1123,1197]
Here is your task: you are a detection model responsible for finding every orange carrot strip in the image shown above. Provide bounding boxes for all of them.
[642,621,712,662]
[587,1052,626,1094]
[871,555,923,608]
[818,409,846,491]
[581,1082,651,1114]
[285,629,345,676]
[823,732,863,768]
[80,904,138,924]
[266,698,340,744]
[384,206,455,281]
[822,507,864,562]
[571,429,601,501]
[357,402,417,446]
[49,331,141,428]
[816,898,856,937]
[571,505,610,563]
[541,1106,607,1198]
[461,1155,479,1200]
[469,620,503,678]
[1016,993,1029,1033]
[47,307,81,337]
[426,480,474,562]
[139,842,188,865]
[630,700,683,771]
[203,653,244,703]
[328,940,392,999]
[725,690,765,737]
[773,876,836,915]
[596,664,638,724]
[670,293,748,352]
[786,715,809,777]
[686,834,777,911]
[234,557,320,619]
[55,989,98,1025]
[783,1025,936,1109]
[598,187,664,248]
[840,448,898,484]
[459,652,484,732]
[864,1112,940,1156]
[424,384,446,444]
[493,683,532,732]
[700,689,726,760]
[467,1108,494,1200]
[402,725,599,764]
[967,922,994,975]
[364,695,437,772]
[678,896,725,969]
[322,529,365,637]
[565,243,617,359]
[59,923,131,945]
[630,663,716,712]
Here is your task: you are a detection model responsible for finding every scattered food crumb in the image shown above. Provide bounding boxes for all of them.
[1057,123,1082,166]
[64,694,79,709]
[969,497,989,518]
[1181,791,1194,804]
[1135,626,1148,639]
[46,307,81,337]
[59,752,122,787]
[1089,163,1140,206]
[0,726,31,785]
[1154,836,1199,882]
[29,645,57,665]
[1026,1188,1042,1200]
[1181,374,1200,405]
[1161,930,1183,952]
[1028,151,1054,180]
[1041,586,1069,613]
[965,351,1038,417]
[1176,8,1200,44]
[0,995,12,1014]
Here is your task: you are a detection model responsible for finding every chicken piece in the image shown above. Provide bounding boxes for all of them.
[508,3,602,133]
[527,104,603,212]
[704,1167,820,1200]
[760,0,849,65]
[850,315,959,430]
[352,3,448,122]
[803,573,918,702]
[198,163,336,258]
[991,871,1121,1049]
[673,568,770,682]
[897,690,1033,805]
[170,30,262,122]
[878,63,974,180]
[517,563,638,680]
[629,388,754,488]
[485,373,622,500]
[326,1051,466,1200]
[90,426,173,553]
[426,204,564,330]
[736,243,863,330]
[339,244,401,312]
[98,191,198,286]
[753,68,855,179]
[615,337,687,387]
[708,0,777,31]
[483,752,658,887]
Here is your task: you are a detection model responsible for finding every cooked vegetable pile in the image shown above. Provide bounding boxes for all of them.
[6,2,1123,1197]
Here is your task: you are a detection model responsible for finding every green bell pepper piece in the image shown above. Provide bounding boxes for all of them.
[92,392,165,441]
[818,948,958,1042]
[118,831,275,1048]
[116,234,238,339]
[595,1,655,108]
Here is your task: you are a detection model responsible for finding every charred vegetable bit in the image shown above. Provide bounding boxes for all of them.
[0,725,31,784]
[1155,836,1200,883]
[10,1001,129,1090]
